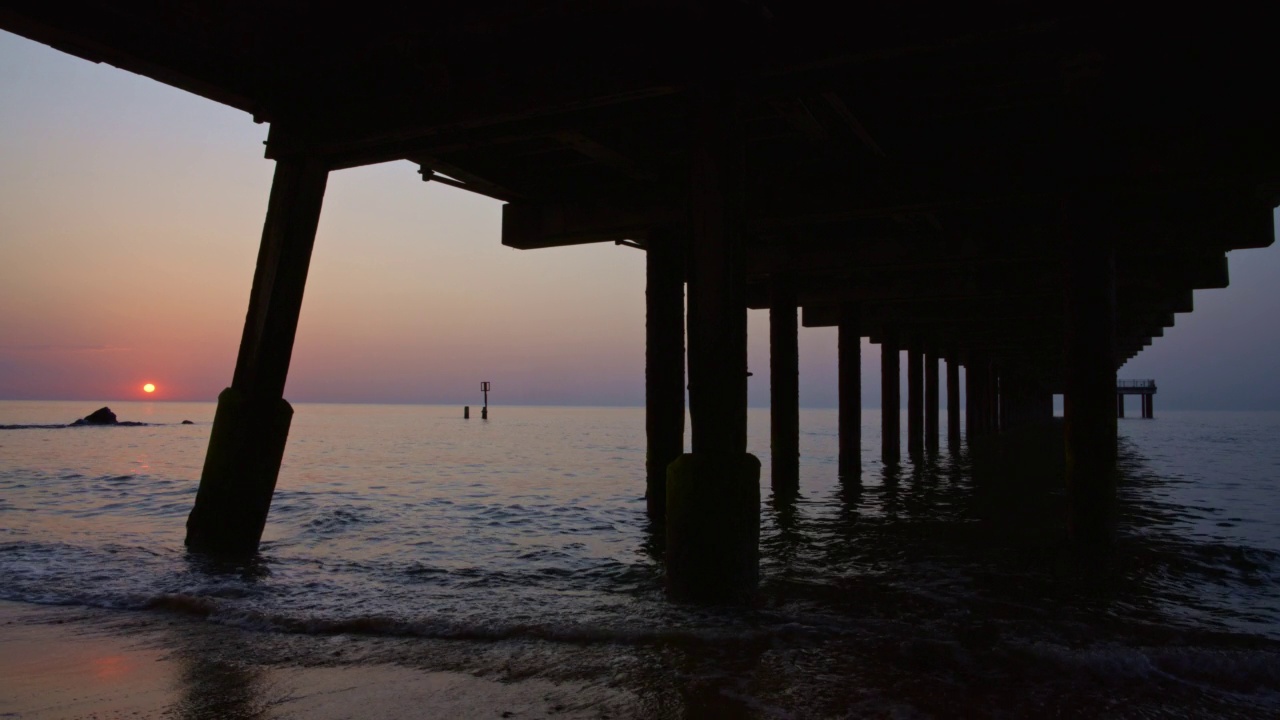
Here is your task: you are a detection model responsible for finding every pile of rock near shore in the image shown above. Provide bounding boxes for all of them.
[70,407,119,425]
[69,407,193,426]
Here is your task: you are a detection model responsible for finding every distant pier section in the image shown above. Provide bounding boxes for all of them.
[1118,380,1157,419]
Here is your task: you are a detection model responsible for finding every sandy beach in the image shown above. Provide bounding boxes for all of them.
[0,601,638,719]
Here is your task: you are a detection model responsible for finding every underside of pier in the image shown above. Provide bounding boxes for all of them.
[5,1,1276,601]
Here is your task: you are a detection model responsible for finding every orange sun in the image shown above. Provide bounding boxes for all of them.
[142,383,156,394]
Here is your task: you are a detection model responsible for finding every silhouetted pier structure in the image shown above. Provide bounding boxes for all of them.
[4,3,1275,603]
[1118,380,1157,419]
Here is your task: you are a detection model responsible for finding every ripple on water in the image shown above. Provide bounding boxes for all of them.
[1,406,1279,715]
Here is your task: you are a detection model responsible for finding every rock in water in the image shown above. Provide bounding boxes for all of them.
[181,420,194,425]
[71,407,118,426]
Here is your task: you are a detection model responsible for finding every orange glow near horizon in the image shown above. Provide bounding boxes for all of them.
[142,383,156,394]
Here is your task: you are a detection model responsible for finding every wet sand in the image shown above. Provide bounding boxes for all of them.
[0,601,636,719]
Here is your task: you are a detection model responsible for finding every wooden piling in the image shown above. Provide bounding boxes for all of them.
[646,228,686,518]
[964,358,976,440]
[186,157,328,555]
[667,80,758,603]
[1064,223,1118,547]
[769,273,800,491]
[685,87,747,459]
[988,363,1001,434]
[881,332,900,465]
[967,354,987,437]
[907,347,923,456]
[946,357,961,447]
[837,303,861,478]
[925,352,940,453]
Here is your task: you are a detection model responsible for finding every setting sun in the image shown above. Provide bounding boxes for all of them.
[142,383,156,394]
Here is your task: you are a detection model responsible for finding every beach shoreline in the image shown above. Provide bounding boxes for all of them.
[0,600,638,719]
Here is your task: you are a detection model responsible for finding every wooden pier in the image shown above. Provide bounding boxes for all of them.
[1118,380,1157,419]
[3,2,1275,602]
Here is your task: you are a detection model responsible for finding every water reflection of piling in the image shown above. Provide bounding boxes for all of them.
[766,487,804,576]
[171,643,271,720]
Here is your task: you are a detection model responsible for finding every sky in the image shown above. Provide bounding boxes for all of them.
[1,31,1278,410]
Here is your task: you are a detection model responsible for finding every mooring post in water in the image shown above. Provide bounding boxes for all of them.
[837,303,861,479]
[464,406,469,419]
[881,331,901,466]
[481,381,490,420]
[646,226,686,518]
[666,78,759,605]
[186,157,328,555]
[769,272,799,492]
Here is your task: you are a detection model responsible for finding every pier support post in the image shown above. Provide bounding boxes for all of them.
[997,372,1006,429]
[907,347,923,456]
[999,370,1013,431]
[881,333,900,465]
[1064,224,1118,547]
[925,351,940,454]
[946,357,961,448]
[838,304,861,478]
[1116,393,1125,419]
[645,228,686,518]
[967,354,988,437]
[988,364,1001,434]
[186,157,329,555]
[666,81,758,603]
[769,273,799,491]
[964,359,976,439]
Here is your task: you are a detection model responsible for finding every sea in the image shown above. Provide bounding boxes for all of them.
[1,400,1278,718]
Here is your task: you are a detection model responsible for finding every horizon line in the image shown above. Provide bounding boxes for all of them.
[1,398,1275,413]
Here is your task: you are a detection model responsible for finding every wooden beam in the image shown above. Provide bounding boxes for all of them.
[501,195,673,250]
[553,131,655,181]
[769,97,830,142]
[410,158,522,202]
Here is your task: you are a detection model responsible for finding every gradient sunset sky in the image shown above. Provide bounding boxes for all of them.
[2,31,1278,409]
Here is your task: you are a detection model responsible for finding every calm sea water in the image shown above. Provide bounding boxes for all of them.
[2,400,1278,717]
